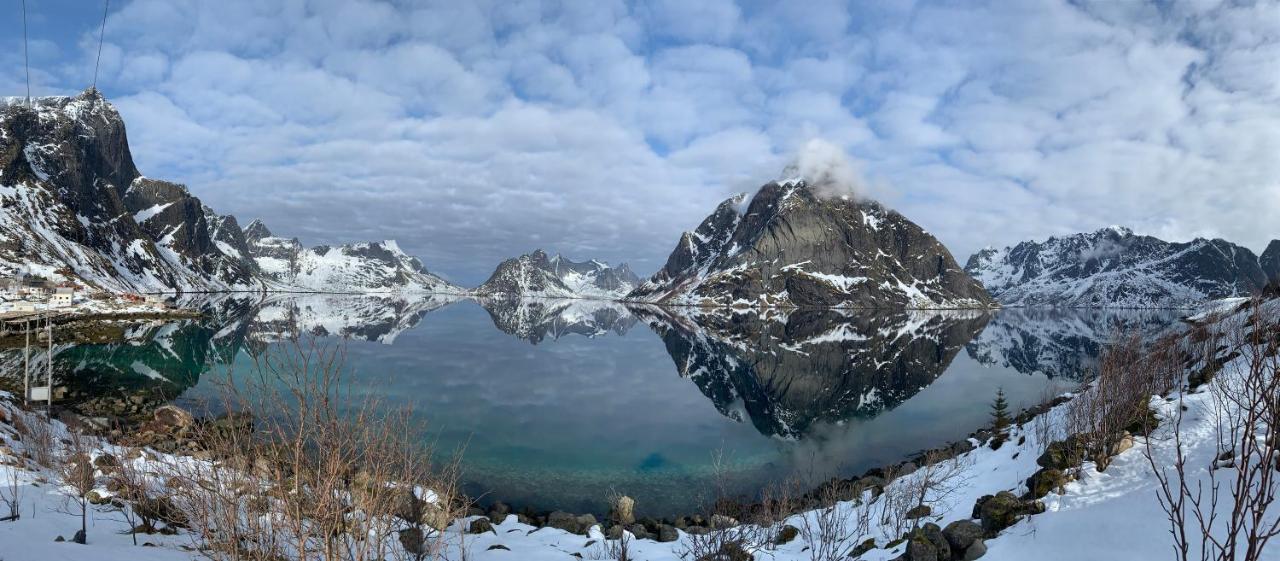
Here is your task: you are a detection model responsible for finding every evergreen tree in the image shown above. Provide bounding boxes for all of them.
[990,387,1011,434]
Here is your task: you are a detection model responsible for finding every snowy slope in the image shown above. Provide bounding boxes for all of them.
[474,249,639,299]
[241,219,463,294]
[966,226,1271,308]
[628,177,994,309]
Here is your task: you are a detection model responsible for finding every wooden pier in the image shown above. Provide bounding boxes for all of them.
[0,310,72,336]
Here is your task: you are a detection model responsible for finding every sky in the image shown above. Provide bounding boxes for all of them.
[1,0,1277,286]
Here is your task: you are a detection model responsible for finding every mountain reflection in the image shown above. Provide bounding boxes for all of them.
[2,294,1187,440]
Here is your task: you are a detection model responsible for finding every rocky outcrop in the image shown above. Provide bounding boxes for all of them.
[629,178,994,309]
[475,249,639,298]
[0,90,262,292]
[965,227,1272,308]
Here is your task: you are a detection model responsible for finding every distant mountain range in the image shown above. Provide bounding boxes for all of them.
[966,226,1280,308]
[474,250,639,299]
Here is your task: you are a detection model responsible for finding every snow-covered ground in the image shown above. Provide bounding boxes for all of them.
[1,301,1277,561]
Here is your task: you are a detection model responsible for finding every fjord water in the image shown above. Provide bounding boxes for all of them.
[4,295,1184,516]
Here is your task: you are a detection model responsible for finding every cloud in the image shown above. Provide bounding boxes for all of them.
[3,0,1277,285]
[792,138,873,200]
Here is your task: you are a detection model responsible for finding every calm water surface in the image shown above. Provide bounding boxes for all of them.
[0,295,1185,516]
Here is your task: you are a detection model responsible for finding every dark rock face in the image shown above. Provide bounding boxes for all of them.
[1261,240,1280,287]
[0,90,259,291]
[634,306,990,438]
[475,249,639,297]
[966,227,1272,307]
[629,180,993,309]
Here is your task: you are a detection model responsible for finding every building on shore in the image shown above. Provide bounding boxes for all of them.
[51,287,75,307]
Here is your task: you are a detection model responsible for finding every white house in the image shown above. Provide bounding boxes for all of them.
[51,287,74,307]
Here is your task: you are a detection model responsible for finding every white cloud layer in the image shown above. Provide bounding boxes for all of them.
[1,0,1278,284]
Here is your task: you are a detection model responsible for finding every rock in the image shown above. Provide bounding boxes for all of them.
[546,511,584,534]
[922,523,950,560]
[488,502,511,525]
[852,537,877,557]
[86,489,112,505]
[152,405,194,430]
[1025,468,1068,499]
[901,535,940,561]
[73,529,86,544]
[1037,436,1085,470]
[695,540,754,561]
[905,504,932,519]
[92,453,119,468]
[469,518,495,534]
[626,523,652,540]
[897,462,919,477]
[487,544,510,551]
[605,525,624,540]
[775,524,799,545]
[609,495,636,525]
[657,524,679,543]
[576,514,598,533]
[710,514,738,529]
[398,528,426,556]
[977,491,1029,536]
[55,535,65,542]
[1111,433,1135,455]
[942,520,983,551]
[963,539,988,560]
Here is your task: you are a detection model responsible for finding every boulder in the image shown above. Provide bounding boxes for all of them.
[921,523,951,560]
[546,511,589,535]
[399,528,426,556]
[1037,437,1084,470]
[487,501,511,525]
[469,518,494,534]
[942,520,983,551]
[152,405,194,430]
[775,524,799,545]
[710,514,738,529]
[976,491,1030,536]
[695,540,753,561]
[658,524,679,542]
[963,539,988,560]
[905,504,932,519]
[1025,468,1068,499]
[92,453,119,468]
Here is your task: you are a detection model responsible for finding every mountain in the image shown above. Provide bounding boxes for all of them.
[1262,240,1280,286]
[965,226,1272,308]
[241,220,462,294]
[0,90,262,292]
[635,306,990,438]
[474,249,640,298]
[627,177,994,309]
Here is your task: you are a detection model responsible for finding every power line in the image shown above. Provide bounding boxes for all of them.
[22,0,30,105]
[92,0,110,92]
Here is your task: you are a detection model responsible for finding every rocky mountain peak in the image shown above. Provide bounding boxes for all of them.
[630,178,993,309]
[242,219,273,241]
[1260,239,1280,286]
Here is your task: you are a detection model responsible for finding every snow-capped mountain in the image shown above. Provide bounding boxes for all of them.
[0,90,461,295]
[241,220,462,294]
[635,306,990,438]
[474,249,640,298]
[0,90,261,292]
[628,177,994,309]
[965,226,1274,308]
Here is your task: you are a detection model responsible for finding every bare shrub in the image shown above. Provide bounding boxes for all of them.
[1145,300,1280,561]
[677,448,782,560]
[877,450,974,540]
[1067,332,1181,471]
[793,479,872,561]
[1,447,21,522]
[1031,388,1064,457]
[55,430,97,544]
[166,336,465,561]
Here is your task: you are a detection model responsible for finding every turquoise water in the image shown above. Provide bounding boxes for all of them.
[2,295,1184,516]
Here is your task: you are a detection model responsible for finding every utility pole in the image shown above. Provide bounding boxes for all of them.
[45,307,52,415]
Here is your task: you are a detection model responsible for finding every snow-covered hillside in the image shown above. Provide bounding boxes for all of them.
[628,176,994,309]
[966,226,1275,308]
[242,218,462,294]
[474,249,639,299]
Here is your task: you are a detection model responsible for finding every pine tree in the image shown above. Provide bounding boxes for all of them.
[990,387,1011,435]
